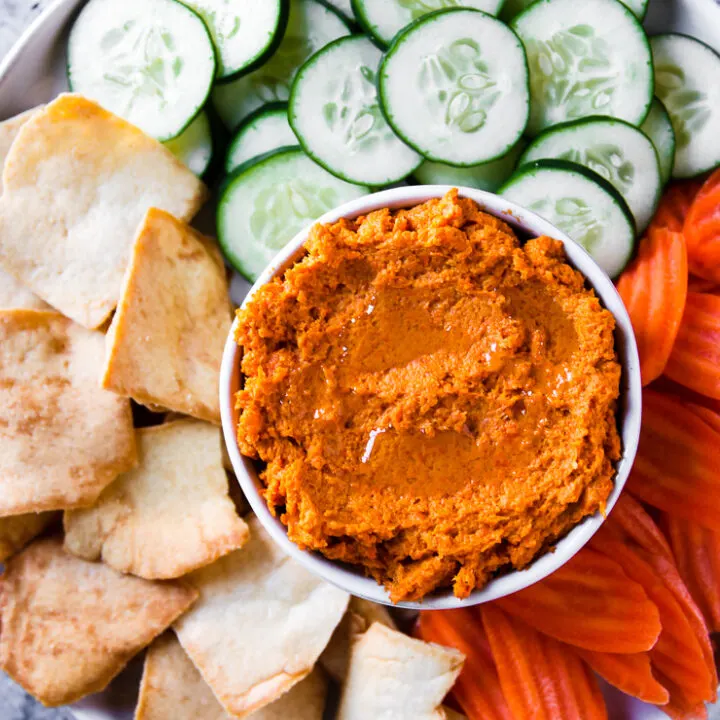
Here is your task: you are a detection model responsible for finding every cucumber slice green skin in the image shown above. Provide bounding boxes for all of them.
[378,8,530,167]
[518,116,662,234]
[212,0,351,131]
[318,0,356,24]
[651,33,720,179]
[67,0,216,142]
[289,35,422,186]
[500,158,636,278]
[352,0,504,48]
[511,0,653,137]
[640,97,676,186]
[163,110,214,177]
[225,103,297,173]
[180,0,289,82]
[413,139,525,191]
[217,146,369,281]
[501,0,649,23]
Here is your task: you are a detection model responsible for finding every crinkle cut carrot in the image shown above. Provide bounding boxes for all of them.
[664,513,720,632]
[616,227,688,385]
[653,673,709,720]
[575,649,669,705]
[494,546,661,653]
[664,292,720,400]
[684,168,720,282]
[688,275,720,294]
[415,609,512,720]
[649,376,720,415]
[650,178,705,233]
[481,605,607,720]
[628,389,720,529]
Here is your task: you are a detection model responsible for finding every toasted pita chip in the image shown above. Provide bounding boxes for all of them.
[337,623,464,720]
[0,268,49,310]
[64,420,249,579]
[101,208,230,423]
[442,708,467,720]
[320,598,397,682]
[0,310,136,516]
[0,95,207,328]
[0,512,56,562]
[0,108,39,195]
[136,633,327,720]
[0,537,197,706]
[174,517,349,718]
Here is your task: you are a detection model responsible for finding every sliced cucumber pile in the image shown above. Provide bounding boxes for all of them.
[352,0,504,47]
[179,0,289,81]
[67,0,216,141]
[212,0,350,131]
[290,36,421,186]
[379,9,529,166]
[324,0,355,23]
[501,159,636,278]
[519,117,661,233]
[640,97,676,185]
[164,111,213,176]
[651,34,720,178]
[225,103,296,173]
[218,147,368,281]
[511,0,652,136]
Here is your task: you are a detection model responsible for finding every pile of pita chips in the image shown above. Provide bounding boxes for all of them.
[174,516,350,717]
[64,420,249,579]
[0,512,56,562]
[101,208,231,423]
[0,537,197,706]
[0,107,38,195]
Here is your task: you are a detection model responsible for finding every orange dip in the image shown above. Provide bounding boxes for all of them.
[236,190,621,602]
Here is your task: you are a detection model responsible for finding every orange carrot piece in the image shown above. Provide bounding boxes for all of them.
[416,609,512,720]
[649,376,720,415]
[684,168,720,282]
[628,389,720,529]
[495,547,661,653]
[654,673,710,720]
[664,513,720,632]
[481,605,607,720]
[616,227,688,385]
[665,292,720,399]
[688,274,720,294]
[575,649,669,705]
[650,178,705,233]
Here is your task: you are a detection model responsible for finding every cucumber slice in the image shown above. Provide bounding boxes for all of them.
[413,140,525,191]
[225,103,296,173]
[651,34,720,178]
[179,0,289,81]
[290,36,421,186]
[67,0,216,142]
[500,0,536,22]
[500,159,635,278]
[511,0,653,137]
[217,147,368,281]
[212,0,350,131]
[352,0,504,47]
[164,110,213,176]
[640,97,676,185]
[322,0,354,22]
[519,117,661,233]
[378,9,529,167]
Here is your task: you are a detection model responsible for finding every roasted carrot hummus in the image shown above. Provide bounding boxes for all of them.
[236,190,621,602]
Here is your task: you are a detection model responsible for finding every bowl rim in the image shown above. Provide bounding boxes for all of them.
[220,184,642,610]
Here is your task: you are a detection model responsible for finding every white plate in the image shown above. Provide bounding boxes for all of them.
[1,1,720,718]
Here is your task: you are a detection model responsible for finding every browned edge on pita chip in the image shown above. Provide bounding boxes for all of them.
[0,512,57,562]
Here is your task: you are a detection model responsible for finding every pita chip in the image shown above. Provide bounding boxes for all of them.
[0,310,136,516]
[174,517,349,718]
[0,537,197,707]
[0,107,40,195]
[64,420,249,579]
[0,94,207,328]
[136,633,327,720]
[0,267,49,310]
[337,623,465,720]
[320,597,396,682]
[101,208,231,423]
[442,708,467,720]
[0,512,56,562]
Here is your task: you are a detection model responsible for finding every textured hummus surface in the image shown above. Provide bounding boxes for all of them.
[236,190,621,602]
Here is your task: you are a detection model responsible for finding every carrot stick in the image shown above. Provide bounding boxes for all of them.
[650,178,705,233]
[481,605,607,720]
[688,275,720,294]
[494,546,661,653]
[628,389,720,529]
[416,609,512,720]
[616,227,687,385]
[664,292,720,399]
[649,376,720,415]
[575,649,669,705]
[684,168,720,282]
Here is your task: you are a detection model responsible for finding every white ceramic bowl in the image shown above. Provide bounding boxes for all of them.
[220,185,642,610]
